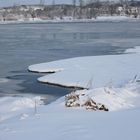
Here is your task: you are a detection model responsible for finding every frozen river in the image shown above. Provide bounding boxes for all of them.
[0,21,140,102]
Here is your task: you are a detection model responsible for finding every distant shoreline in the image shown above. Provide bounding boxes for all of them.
[0,16,140,24]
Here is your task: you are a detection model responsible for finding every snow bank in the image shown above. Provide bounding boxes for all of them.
[0,18,46,24]
[0,16,139,24]
[0,96,44,122]
[96,16,135,21]
[65,82,140,111]
[28,47,140,89]
[0,82,140,140]
[125,46,140,54]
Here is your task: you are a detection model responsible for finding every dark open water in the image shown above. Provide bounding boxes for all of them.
[0,22,140,102]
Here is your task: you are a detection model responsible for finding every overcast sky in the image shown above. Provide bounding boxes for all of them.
[0,0,72,7]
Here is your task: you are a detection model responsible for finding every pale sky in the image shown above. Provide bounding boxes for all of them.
[0,0,72,7]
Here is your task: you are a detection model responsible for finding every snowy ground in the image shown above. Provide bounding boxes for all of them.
[0,16,139,24]
[0,47,140,140]
[0,82,140,140]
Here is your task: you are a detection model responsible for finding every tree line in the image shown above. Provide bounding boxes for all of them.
[0,0,140,21]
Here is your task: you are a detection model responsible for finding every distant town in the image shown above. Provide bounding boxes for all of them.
[0,0,140,22]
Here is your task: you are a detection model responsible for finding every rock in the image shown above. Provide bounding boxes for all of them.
[65,92,109,111]
[65,93,80,107]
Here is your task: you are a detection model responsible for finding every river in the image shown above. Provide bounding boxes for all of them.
[0,21,140,102]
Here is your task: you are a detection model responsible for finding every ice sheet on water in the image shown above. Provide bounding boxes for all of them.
[125,46,140,54]
[0,78,10,83]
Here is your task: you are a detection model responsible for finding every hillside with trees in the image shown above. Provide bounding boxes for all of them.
[0,0,140,21]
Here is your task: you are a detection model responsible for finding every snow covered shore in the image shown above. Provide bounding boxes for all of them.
[0,47,140,140]
[29,47,140,89]
[0,81,140,140]
[0,16,139,24]
[28,46,140,112]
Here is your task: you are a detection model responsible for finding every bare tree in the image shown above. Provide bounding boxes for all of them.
[2,10,7,21]
[79,0,85,18]
[79,0,84,7]
[119,0,124,5]
[40,0,45,5]
[28,8,36,20]
[52,0,55,6]
[109,3,116,16]
[73,0,76,6]
[73,0,76,18]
